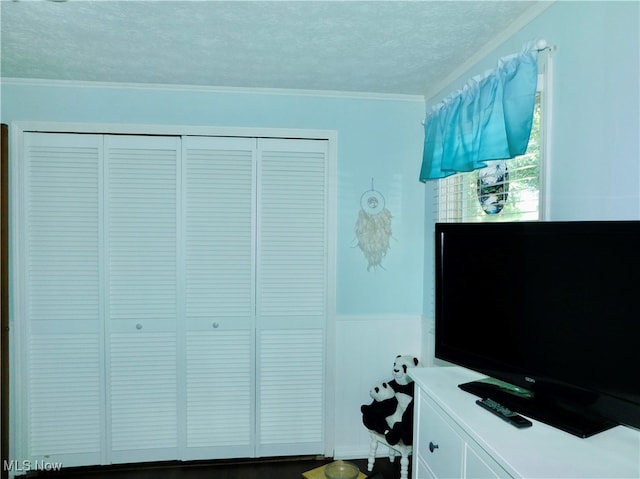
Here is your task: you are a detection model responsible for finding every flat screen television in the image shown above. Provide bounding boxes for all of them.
[435,220,640,437]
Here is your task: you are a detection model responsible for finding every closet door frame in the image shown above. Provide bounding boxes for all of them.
[9,121,337,465]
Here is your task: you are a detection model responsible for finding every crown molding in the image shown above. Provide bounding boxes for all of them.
[423,1,555,101]
[0,77,424,103]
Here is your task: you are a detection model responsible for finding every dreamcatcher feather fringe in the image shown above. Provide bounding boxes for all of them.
[355,208,392,271]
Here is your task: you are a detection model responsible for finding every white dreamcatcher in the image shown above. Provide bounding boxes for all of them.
[355,179,392,271]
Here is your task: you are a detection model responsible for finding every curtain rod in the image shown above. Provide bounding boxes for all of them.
[533,39,548,51]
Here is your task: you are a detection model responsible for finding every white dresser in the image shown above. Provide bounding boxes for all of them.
[410,367,640,479]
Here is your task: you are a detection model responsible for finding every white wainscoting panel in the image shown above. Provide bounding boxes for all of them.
[333,314,422,459]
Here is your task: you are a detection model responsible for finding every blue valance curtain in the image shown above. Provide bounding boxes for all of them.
[419,43,539,182]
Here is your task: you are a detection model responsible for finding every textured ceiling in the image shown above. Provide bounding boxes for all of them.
[1,1,548,96]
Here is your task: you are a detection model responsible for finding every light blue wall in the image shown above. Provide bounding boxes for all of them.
[0,81,426,316]
[538,1,639,220]
[422,1,640,358]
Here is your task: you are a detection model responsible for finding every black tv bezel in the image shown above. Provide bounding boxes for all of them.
[434,220,640,437]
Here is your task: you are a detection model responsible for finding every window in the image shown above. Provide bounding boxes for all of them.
[436,93,543,223]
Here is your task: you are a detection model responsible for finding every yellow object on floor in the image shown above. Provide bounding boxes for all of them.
[302,463,367,479]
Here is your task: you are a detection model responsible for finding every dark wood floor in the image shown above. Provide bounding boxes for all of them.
[26,456,409,479]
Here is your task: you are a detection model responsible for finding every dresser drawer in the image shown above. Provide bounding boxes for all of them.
[417,395,464,478]
[466,444,504,478]
[415,456,436,479]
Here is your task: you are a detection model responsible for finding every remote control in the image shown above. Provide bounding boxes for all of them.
[476,398,533,428]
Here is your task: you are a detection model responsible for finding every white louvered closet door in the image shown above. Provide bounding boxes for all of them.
[256,138,328,457]
[181,136,255,460]
[22,133,105,468]
[104,135,180,463]
[18,131,332,466]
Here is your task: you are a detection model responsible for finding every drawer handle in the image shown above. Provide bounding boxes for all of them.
[429,441,439,453]
[136,323,143,330]
[212,322,220,329]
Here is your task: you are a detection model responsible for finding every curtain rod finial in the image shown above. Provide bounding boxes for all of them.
[535,39,547,51]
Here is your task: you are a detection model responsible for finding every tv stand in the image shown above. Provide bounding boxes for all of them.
[409,367,640,479]
[458,378,617,438]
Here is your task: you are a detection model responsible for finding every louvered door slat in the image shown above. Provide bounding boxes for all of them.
[258,142,327,318]
[257,329,324,456]
[25,134,101,322]
[182,136,255,459]
[109,332,177,454]
[256,139,328,456]
[106,138,178,323]
[23,132,104,466]
[105,135,179,462]
[183,137,254,319]
[184,330,253,459]
[28,334,102,456]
